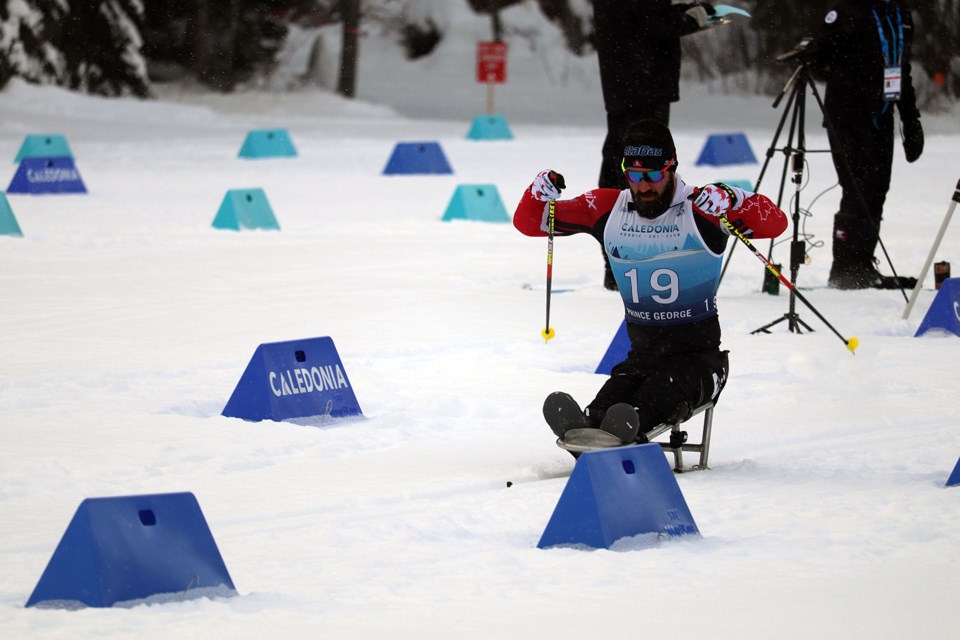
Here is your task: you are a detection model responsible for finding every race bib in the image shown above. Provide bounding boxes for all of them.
[883,67,901,102]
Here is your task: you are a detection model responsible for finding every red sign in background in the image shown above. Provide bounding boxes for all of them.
[476,41,508,84]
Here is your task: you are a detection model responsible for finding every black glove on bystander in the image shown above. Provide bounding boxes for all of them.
[902,118,924,163]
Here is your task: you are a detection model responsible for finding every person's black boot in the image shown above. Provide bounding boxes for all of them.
[865,264,918,290]
[599,403,640,443]
[828,212,879,289]
[543,392,592,438]
[829,262,873,289]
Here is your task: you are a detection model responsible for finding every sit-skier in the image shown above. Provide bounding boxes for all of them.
[512,120,788,444]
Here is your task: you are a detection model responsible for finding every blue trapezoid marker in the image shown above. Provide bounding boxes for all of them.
[695,132,757,166]
[238,128,298,158]
[26,492,236,609]
[442,184,510,222]
[596,319,629,375]
[222,336,363,422]
[0,193,24,236]
[7,157,87,194]
[466,114,513,140]
[915,278,960,338]
[538,443,699,549]
[211,188,280,231]
[14,134,74,163]
[947,458,960,487]
[382,141,453,175]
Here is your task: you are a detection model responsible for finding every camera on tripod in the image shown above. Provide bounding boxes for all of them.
[776,38,814,64]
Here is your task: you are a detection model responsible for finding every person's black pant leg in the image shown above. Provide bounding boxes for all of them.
[598,104,671,189]
[587,350,728,433]
[828,109,894,270]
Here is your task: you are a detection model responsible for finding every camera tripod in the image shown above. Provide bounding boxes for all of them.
[750,62,833,335]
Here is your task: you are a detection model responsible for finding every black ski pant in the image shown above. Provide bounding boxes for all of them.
[586,349,729,434]
[826,107,894,269]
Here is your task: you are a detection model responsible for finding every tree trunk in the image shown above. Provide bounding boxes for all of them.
[221,0,242,91]
[191,0,211,81]
[338,0,360,98]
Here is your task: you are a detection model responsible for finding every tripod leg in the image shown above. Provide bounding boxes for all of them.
[751,314,790,335]
[720,81,799,287]
[753,69,815,336]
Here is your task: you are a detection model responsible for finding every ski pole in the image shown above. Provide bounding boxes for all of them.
[902,178,960,319]
[719,215,859,354]
[541,200,557,342]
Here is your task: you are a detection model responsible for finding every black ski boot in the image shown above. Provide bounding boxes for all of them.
[599,403,641,443]
[543,392,592,438]
[867,268,918,290]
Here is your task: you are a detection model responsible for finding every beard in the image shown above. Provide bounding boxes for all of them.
[631,175,675,219]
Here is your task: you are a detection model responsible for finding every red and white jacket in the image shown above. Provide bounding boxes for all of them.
[514,175,788,352]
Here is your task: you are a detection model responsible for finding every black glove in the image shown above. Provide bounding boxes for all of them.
[901,118,924,163]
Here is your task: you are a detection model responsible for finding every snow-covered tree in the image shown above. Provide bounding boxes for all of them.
[141,1,290,92]
[0,0,149,97]
[56,0,150,97]
[0,0,66,89]
[912,0,960,104]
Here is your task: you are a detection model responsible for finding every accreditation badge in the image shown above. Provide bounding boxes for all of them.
[883,67,901,102]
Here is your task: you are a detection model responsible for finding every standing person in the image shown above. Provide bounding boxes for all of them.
[514,120,788,444]
[592,0,717,289]
[804,0,923,289]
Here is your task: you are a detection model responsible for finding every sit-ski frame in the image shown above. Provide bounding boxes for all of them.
[557,401,715,473]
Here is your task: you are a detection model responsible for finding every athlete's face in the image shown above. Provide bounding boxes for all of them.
[628,169,675,219]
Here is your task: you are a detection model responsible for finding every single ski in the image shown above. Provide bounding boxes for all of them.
[544,393,643,455]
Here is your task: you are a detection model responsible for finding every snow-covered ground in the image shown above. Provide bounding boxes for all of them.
[2,4,960,638]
